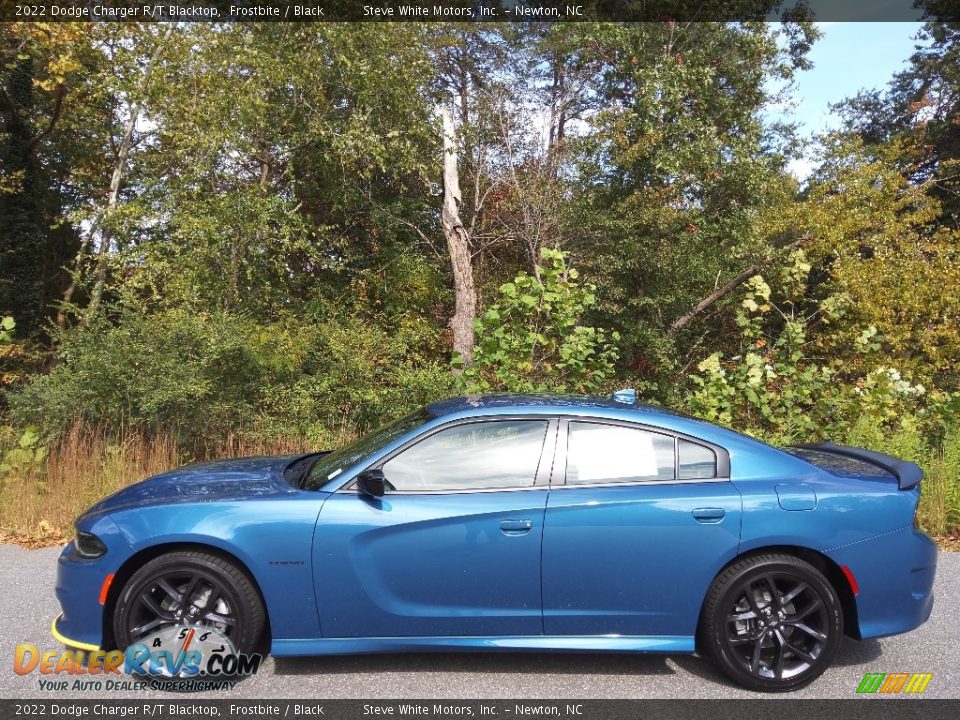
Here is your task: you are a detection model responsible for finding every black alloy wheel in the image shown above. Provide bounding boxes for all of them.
[125,569,236,643]
[113,551,265,655]
[701,553,843,692]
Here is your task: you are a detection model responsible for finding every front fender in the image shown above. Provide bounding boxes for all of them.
[105,494,328,642]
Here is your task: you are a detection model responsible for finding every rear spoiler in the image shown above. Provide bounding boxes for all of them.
[794,441,923,490]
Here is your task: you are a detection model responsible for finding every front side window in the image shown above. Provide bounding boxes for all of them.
[304,409,431,490]
[381,420,549,492]
[566,422,675,484]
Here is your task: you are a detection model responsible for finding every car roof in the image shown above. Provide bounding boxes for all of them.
[426,393,684,419]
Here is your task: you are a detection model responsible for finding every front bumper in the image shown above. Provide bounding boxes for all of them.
[53,516,130,651]
[827,526,937,640]
[51,613,100,652]
[54,542,111,649]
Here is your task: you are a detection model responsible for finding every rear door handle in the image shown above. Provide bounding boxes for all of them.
[692,507,726,523]
[500,519,534,535]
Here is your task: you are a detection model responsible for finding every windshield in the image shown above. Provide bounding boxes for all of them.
[302,409,432,490]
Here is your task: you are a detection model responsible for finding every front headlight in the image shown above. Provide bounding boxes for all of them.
[74,530,106,559]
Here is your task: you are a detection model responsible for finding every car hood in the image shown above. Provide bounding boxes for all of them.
[81,455,305,518]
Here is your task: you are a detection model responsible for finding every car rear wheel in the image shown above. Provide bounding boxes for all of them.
[700,553,843,692]
[112,551,265,655]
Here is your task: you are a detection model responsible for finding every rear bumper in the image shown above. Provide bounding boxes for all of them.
[826,526,937,640]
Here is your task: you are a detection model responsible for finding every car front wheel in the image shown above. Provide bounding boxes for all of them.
[700,553,843,692]
[112,550,265,658]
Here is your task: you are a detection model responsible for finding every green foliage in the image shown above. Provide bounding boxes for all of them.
[7,306,451,446]
[798,135,960,392]
[688,253,932,443]
[245,311,453,445]
[0,317,13,344]
[9,309,263,436]
[0,427,47,484]
[566,22,816,376]
[943,427,960,533]
[461,249,619,394]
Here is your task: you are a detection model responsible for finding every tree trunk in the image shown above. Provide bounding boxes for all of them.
[440,100,476,370]
[84,24,176,323]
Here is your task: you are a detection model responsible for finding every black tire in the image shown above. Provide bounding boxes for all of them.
[113,551,265,656]
[699,553,843,692]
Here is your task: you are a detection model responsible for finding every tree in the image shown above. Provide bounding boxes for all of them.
[561,21,818,384]
[836,21,960,226]
[688,254,928,442]
[440,99,477,369]
[0,24,86,335]
[84,24,176,321]
[799,134,960,392]
[462,248,619,394]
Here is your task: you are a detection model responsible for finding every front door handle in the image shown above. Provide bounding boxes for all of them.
[692,507,726,523]
[500,519,534,535]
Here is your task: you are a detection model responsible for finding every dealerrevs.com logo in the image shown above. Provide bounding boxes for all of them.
[856,673,933,695]
[16,625,262,692]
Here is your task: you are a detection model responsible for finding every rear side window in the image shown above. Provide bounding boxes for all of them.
[566,422,674,484]
[678,439,717,479]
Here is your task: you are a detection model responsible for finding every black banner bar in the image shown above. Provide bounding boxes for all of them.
[2,1,957,23]
[2,700,960,720]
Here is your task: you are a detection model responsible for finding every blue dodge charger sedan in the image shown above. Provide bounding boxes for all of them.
[54,392,937,691]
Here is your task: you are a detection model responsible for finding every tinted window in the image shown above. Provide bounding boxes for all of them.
[783,448,894,481]
[381,420,548,492]
[304,409,431,490]
[678,439,717,479]
[566,422,674,484]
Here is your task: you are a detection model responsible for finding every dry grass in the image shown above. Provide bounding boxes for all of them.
[914,430,960,539]
[0,424,311,545]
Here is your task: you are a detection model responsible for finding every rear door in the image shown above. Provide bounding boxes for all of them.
[314,417,556,638]
[541,419,742,637]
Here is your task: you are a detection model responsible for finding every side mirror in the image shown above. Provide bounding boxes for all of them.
[357,469,387,498]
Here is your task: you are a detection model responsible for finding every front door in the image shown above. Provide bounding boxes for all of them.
[314,418,555,638]
[541,419,742,637]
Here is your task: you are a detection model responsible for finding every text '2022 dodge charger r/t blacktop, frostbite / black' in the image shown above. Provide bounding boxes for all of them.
[53,392,937,691]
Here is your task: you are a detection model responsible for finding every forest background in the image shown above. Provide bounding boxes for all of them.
[1,14,959,543]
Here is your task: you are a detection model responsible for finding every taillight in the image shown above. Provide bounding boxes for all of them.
[840,565,860,596]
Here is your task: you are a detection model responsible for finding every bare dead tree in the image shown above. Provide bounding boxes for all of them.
[440,99,477,370]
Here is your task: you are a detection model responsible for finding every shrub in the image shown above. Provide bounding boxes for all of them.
[687,252,930,443]
[7,306,453,445]
[8,309,263,438]
[461,248,620,394]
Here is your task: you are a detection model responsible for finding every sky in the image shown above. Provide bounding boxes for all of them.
[771,22,925,177]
